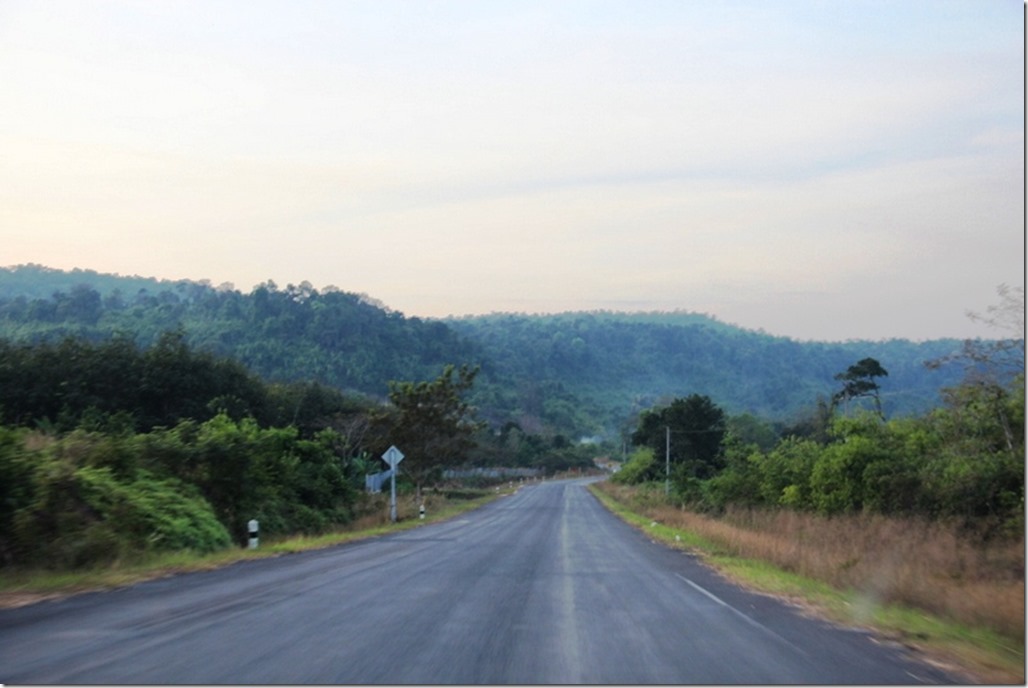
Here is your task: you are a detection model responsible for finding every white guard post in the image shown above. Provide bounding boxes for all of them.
[248,519,259,549]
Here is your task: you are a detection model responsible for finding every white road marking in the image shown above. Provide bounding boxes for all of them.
[675,573,808,657]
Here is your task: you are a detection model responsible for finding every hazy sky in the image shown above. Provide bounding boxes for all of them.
[1,1,1023,341]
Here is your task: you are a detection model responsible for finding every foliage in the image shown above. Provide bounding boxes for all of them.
[832,357,888,420]
[371,365,484,497]
[624,333,1022,533]
[680,373,1025,532]
[0,265,982,439]
[136,415,358,542]
[0,429,231,567]
[448,310,973,435]
[0,267,480,406]
[470,423,601,475]
[0,332,270,432]
[0,409,363,568]
[725,413,778,451]
[611,447,655,485]
[701,434,764,508]
[631,394,727,484]
[527,436,603,475]
[0,266,1023,568]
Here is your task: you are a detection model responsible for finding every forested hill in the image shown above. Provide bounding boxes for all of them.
[0,264,476,397]
[0,265,976,436]
[0,264,201,301]
[445,312,969,433]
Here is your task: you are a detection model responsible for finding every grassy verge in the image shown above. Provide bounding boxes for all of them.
[589,482,1025,685]
[0,486,509,607]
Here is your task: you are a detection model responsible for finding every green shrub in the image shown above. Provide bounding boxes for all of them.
[612,447,655,484]
[12,462,230,568]
[78,467,231,553]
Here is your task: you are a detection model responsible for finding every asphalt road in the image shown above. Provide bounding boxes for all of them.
[1,478,958,684]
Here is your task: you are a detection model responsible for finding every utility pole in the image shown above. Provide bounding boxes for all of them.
[665,426,670,496]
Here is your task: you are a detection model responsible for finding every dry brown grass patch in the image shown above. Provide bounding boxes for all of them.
[597,482,1024,639]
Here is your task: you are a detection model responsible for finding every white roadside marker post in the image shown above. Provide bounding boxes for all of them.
[248,519,259,549]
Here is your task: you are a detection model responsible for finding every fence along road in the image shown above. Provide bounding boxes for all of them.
[0,478,958,684]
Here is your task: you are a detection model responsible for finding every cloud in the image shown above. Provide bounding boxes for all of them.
[0,0,1021,340]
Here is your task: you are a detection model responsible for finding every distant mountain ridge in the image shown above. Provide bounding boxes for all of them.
[444,311,970,432]
[0,264,218,300]
[0,264,977,436]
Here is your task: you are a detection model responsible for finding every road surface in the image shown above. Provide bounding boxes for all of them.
[0,479,958,684]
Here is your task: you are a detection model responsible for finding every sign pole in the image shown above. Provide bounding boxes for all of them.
[390,463,397,523]
[382,445,404,523]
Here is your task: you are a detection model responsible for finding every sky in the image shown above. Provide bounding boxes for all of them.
[0,0,1023,342]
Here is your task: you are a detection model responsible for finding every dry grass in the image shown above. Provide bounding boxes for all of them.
[597,482,1025,640]
[347,488,480,530]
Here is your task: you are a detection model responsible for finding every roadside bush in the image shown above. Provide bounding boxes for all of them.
[0,428,43,565]
[702,451,762,510]
[611,447,654,484]
[11,460,230,569]
[76,467,232,553]
[185,416,355,542]
[755,436,821,509]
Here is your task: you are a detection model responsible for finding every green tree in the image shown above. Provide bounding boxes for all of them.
[833,357,888,420]
[918,376,1024,525]
[373,365,484,502]
[702,433,763,509]
[756,435,822,509]
[631,394,727,484]
[726,413,778,451]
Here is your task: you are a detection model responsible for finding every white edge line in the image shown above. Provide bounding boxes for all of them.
[675,573,808,657]
[677,574,730,607]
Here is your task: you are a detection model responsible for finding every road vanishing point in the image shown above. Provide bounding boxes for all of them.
[0,478,959,684]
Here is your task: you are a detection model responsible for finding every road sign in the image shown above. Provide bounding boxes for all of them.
[382,445,404,469]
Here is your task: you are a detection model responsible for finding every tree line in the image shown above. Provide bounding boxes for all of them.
[0,331,596,569]
[0,332,369,567]
[0,265,980,439]
[0,266,478,398]
[616,350,1024,534]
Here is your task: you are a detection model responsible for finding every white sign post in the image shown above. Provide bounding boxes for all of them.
[382,445,404,523]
